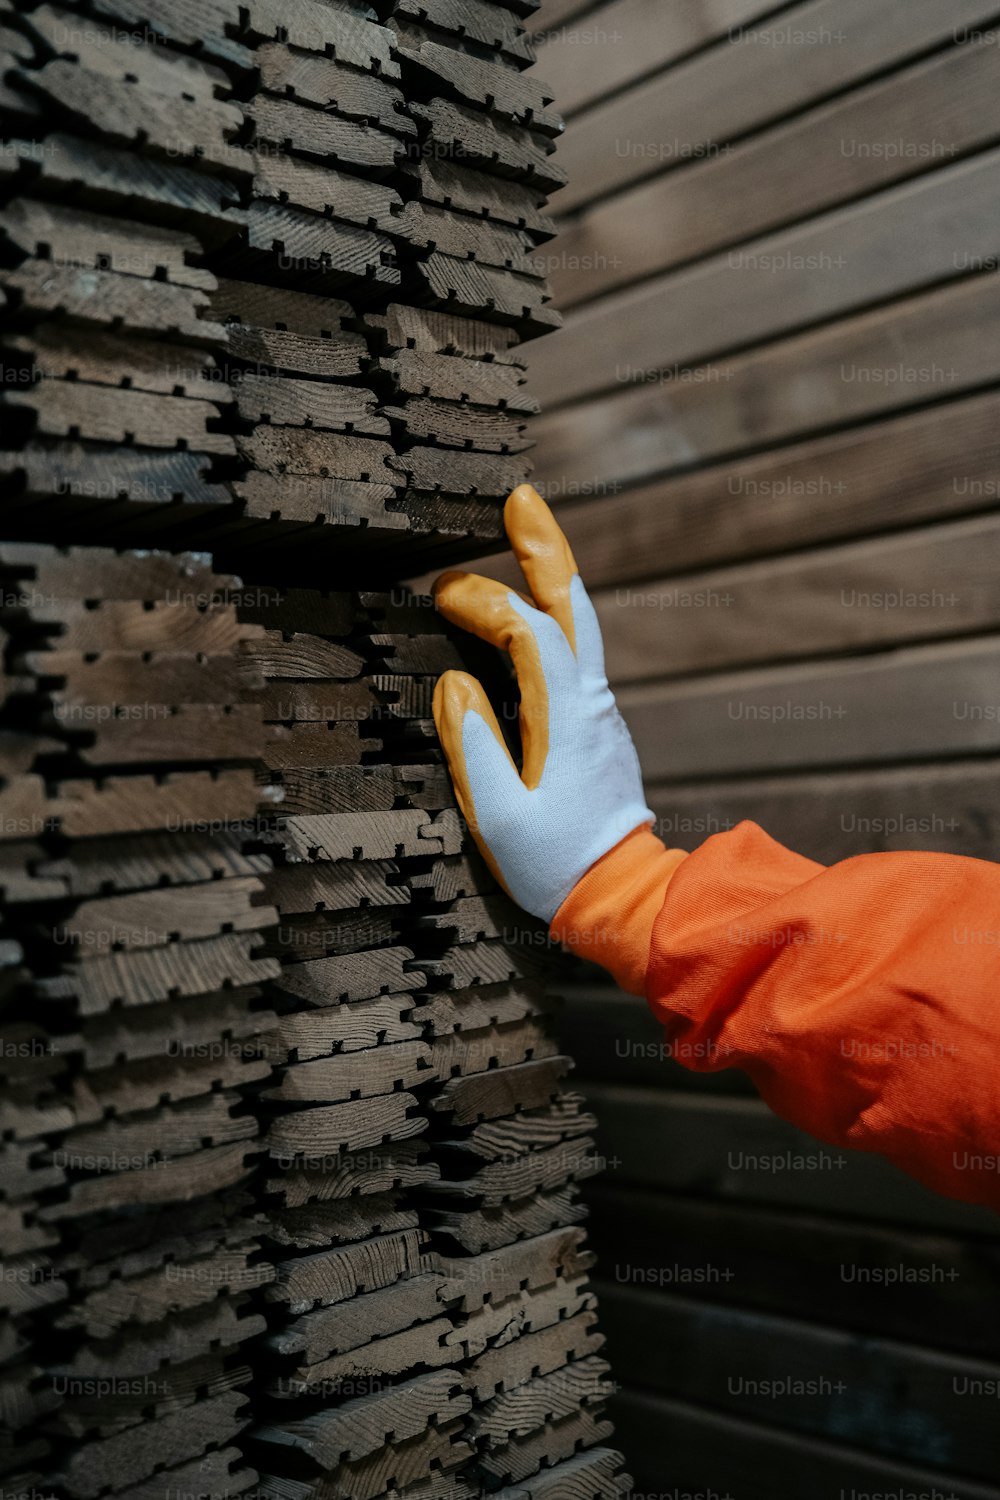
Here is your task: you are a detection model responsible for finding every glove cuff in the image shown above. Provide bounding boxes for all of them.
[549,824,687,995]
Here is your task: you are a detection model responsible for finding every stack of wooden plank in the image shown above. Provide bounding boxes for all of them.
[240,581,630,1498]
[0,543,278,1500]
[0,0,634,1491]
[0,0,563,566]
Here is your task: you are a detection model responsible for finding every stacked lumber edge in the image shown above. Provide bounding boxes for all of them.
[0,0,565,573]
[0,1,632,1498]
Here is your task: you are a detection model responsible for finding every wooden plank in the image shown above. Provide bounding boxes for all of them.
[394,0,535,64]
[583,1180,1000,1359]
[393,34,561,135]
[426,1186,587,1254]
[266,1094,426,1158]
[465,1311,604,1401]
[429,1136,599,1205]
[239,0,400,74]
[42,1140,257,1215]
[2,261,225,343]
[469,1356,613,1446]
[53,875,272,951]
[234,376,386,433]
[266,1229,428,1313]
[238,200,400,292]
[491,1449,632,1499]
[528,146,1000,407]
[12,131,243,245]
[412,157,556,239]
[613,1389,1000,1500]
[268,946,421,1006]
[537,0,778,117]
[13,54,247,178]
[255,42,413,133]
[390,446,531,496]
[237,428,397,482]
[263,1039,434,1102]
[9,327,226,398]
[594,1281,1000,1477]
[379,351,538,410]
[267,995,422,1060]
[441,1096,596,1162]
[265,1192,417,1249]
[247,95,402,173]
[647,758,1000,866]
[365,303,524,359]
[39,931,279,1014]
[553,33,1000,306]
[71,0,254,69]
[268,1271,446,1361]
[438,1225,595,1310]
[54,1391,249,1499]
[0,198,219,289]
[386,393,536,450]
[254,1369,467,1466]
[411,98,565,192]
[618,636,1000,778]
[520,389,1000,586]
[414,253,560,336]
[430,1018,559,1078]
[264,1139,435,1206]
[473,1409,615,1487]
[531,245,1000,499]
[553,0,1000,212]
[252,151,404,232]
[259,809,445,862]
[592,514,1000,682]
[584,1085,999,1233]
[430,1057,572,1124]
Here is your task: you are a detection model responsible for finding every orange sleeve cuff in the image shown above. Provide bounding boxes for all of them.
[549,825,688,994]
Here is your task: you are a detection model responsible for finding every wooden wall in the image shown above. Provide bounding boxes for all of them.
[517,2,1000,1493]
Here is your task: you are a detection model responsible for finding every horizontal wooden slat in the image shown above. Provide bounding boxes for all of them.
[552,0,1000,213]
[521,390,1000,586]
[593,514,1000,682]
[552,34,1000,305]
[585,1085,999,1232]
[618,637,1000,779]
[648,759,1000,865]
[531,271,1000,494]
[613,1388,1000,1500]
[584,1181,1000,1358]
[535,0,779,118]
[530,0,596,35]
[596,1282,1000,1476]
[528,147,1000,407]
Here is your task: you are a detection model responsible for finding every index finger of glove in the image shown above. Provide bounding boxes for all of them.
[505,484,579,654]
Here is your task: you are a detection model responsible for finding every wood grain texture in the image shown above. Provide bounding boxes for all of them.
[529,272,1000,493]
[592,514,1000,681]
[552,0,1000,212]
[529,146,1000,406]
[552,34,1000,305]
[619,636,1000,778]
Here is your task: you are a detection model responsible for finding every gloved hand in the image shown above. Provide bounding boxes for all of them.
[433,484,687,993]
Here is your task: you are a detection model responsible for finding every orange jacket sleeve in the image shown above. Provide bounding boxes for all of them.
[551,821,1000,1211]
